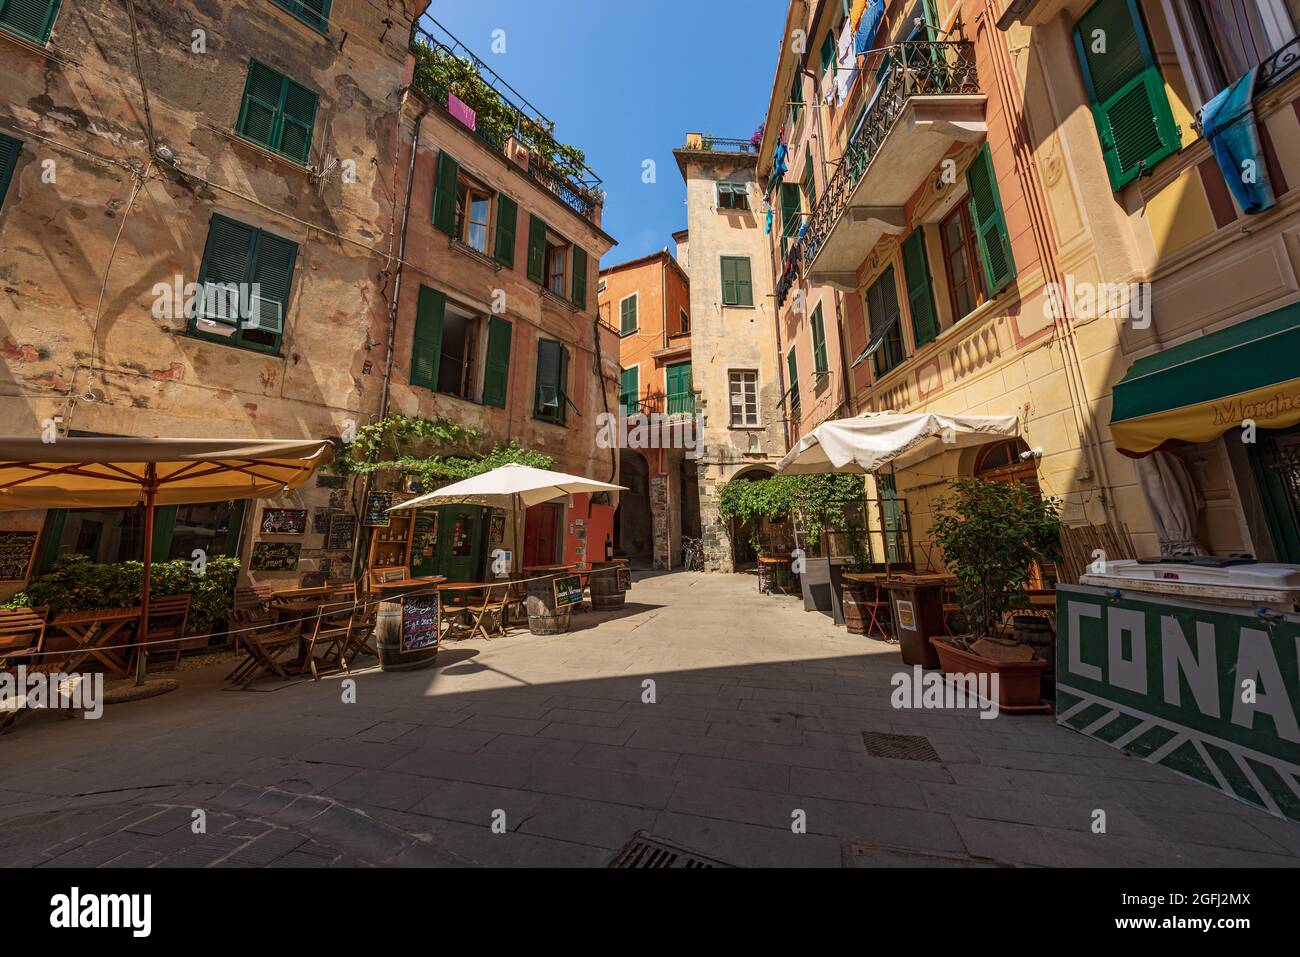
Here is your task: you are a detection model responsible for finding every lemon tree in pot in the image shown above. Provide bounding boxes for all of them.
[928,478,1061,712]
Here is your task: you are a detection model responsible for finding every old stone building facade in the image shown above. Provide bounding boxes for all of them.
[673,138,786,572]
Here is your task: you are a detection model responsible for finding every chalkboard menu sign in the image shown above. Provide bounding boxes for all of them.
[553,574,584,609]
[260,508,307,535]
[325,513,356,550]
[488,511,506,546]
[401,593,440,653]
[411,509,439,558]
[617,567,632,593]
[364,491,394,527]
[250,541,301,571]
[0,531,39,582]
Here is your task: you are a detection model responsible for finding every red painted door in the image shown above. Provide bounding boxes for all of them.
[524,503,562,567]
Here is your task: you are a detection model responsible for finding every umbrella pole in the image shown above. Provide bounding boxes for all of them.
[136,464,158,687]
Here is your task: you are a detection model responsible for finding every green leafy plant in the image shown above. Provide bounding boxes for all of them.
[717,473,866,554]
[929,478,1061,641]
[2,555,241,636]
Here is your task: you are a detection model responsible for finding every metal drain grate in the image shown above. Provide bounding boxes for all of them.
[860,731,942,762]
[608,832,734,868]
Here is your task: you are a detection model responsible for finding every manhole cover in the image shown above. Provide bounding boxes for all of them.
[608,832,733,868]
[860,731,941,762]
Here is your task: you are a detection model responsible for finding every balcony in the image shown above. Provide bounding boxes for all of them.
[801,41,986,288]
[411,19,604,221]
[666,391,696,417]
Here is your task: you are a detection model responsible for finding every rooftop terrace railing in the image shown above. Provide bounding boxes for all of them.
[410,17,604,220]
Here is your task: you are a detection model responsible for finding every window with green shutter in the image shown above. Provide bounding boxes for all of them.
[780,183,802,238]
[494,193,517,267]
[481,314,512,408]
[790,73,804,127]
[534,338,571,425]
[270,0,331,31]
[409,285,445,390]
[721,256,753,307]
[526,214,547,284]
[620,366,639,414]
[965,144,1017,296]
[901,227,939,347]
[803,145,816,209]
[0,133,21,211]
[860,266,906,376]
[0,0,61,44]
[717,182,749,210]
[189,214,298,354]
[571,247,588,309]
[619,294,638,336]
[786,347,800,416]
[820,30,836,75]
[810,305,829,376]
[431,151,461,236]
[1073,0,1180,191]
[236,60,318,165]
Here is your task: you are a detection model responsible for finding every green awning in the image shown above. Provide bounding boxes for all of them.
[1110,301,1300,455]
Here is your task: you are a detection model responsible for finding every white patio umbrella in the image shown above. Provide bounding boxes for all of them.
[777,412,1020,475]
[388,464,625,573]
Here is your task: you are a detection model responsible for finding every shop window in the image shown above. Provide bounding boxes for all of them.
[236,60,318,165]
[38,501,245,574]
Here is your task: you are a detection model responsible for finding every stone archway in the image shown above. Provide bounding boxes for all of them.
[615,449,653,567]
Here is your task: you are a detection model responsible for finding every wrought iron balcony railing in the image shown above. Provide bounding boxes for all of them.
[800,40,979,271]
[1259,34,1300,95]
[410,18,604,220]
[683,134,761,153]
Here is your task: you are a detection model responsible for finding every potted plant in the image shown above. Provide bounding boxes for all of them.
[927,478,1061,712]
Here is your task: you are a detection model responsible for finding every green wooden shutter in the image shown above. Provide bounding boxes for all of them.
[0,133,22,210]
[810,306,828,374]
[965,145,1016,296]
[482,315,512,408]
[901,227,939,347]
[195,216,257,327]
[248,231,297,338]
[557,345,571,425]
[0,0,61,44]
[278,78,318,164]
[803,145,816,207]
[238,62,285,151]
[1073,0,1180,190]
[721,258,738,306]
[411,285,445,390]
[735,257,753,306]
[781,183,802,237]
[432,151,460,236]
[494,194,517,267]
[571,246,588,309]
[620,366,639,412]
[620,296,637,334]
[526,214,547,283]
[787,348,799,403]
[273,0,331,30]
[820,31,836,74]
[151,506,178,564]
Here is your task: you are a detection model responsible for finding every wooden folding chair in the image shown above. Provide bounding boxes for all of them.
[226,610,299,688]
[145,594,192,671]
[0,609,47,670]
[465,585,509,641]
[304,601,358,680]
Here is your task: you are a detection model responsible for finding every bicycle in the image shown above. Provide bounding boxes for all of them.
[682,537,704,571]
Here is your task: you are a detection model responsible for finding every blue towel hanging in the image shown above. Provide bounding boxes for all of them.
[1201,66,1276,215]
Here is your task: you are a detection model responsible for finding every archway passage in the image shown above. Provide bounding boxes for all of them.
[615,449,653,568]
[727,466,776,570]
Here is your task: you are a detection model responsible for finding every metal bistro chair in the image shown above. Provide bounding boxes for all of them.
[862,580,893,640]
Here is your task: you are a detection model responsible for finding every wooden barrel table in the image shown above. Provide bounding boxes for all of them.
[588,561,626,610]
[372,580,444,672]
[526,575,571,635]
[841,582,868,635]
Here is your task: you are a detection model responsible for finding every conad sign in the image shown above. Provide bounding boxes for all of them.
[1056,585,1300,824]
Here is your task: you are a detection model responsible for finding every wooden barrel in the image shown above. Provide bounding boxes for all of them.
[526,575,571,635]
[589,562,626,610]
[1013,614,1055,699]
[374,600,440,672]
[842,583,868,635]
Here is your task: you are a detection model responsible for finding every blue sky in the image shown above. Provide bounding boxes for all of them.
[422,1,788,265]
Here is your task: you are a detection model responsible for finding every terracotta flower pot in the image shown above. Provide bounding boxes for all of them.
[928,637,1051,714]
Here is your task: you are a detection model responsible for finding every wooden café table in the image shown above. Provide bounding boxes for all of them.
[51,606,142,677]
[437,581,512,640]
